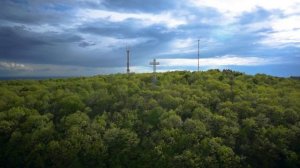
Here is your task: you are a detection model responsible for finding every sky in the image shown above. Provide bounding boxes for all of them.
[0,0,300,77]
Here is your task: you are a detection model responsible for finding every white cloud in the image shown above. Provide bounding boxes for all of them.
[0,61,33,71]
[271,15,300,31]
[202,0,300,47]
[26,24,79,34]
[77,9,187,28]
[188,0,300,47]
[164,38,196,54]
[172,38,195,49]
[158,38,221,56]
[0,61,152,76]
[260,29,300,47]
[159,55,284,67]
[76,32,152,51]
[259,15,300,47]
[189,0,300,17]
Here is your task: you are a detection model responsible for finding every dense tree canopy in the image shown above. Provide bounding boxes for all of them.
[0,70,300,167]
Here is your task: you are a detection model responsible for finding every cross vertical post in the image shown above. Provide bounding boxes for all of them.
[150,58,159,84]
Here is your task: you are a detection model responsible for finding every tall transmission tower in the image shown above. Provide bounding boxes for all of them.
[150,58,159,84]
[197,39,200,72]
[126,46,130,74]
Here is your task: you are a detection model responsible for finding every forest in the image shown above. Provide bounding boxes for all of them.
[0,70,300,168]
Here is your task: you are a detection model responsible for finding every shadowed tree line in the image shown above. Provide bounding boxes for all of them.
[0,70,300,168]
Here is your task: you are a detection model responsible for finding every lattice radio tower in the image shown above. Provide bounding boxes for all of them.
[126,46,130,74]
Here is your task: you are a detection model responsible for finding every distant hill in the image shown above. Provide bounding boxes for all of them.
[290,76,300,80]
[0,70,300,168]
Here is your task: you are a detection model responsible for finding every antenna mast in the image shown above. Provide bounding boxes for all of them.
[197,39,200,72]
[126,46,130,74]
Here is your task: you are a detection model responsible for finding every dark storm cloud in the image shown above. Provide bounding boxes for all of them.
[77,19,183,63]
[78,41,96,48]
[0,0,192,69]
[0,0,299,76]
[78,19,176,40]
[0,24,136,68]
[0,25,85,64]
[0,25,82,49]
[0,26,49,53]
[0,0,77,25]
[78,21,139,38]
[0,0,184,69]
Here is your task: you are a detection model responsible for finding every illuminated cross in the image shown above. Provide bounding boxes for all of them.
[150,58,159,84]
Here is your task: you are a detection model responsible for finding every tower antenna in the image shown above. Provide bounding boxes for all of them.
[126,46,130,74]
[197,39,200,72]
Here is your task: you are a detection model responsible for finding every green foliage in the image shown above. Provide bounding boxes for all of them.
[0,70,300,168]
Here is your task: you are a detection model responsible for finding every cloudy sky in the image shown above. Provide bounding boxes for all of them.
[0,0,300,77]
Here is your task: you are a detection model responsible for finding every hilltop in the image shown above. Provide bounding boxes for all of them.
[0,70,300,168]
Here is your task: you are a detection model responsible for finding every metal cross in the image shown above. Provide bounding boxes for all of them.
[150,58,159,84]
